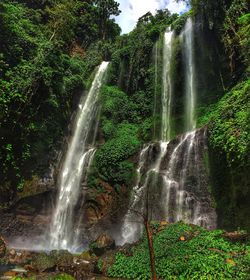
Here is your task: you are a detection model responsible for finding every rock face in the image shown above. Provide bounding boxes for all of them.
[147,128,217,228]
[72,180,129,245]
[117,127,217,245]
[0,162,56,246]
[85,182,116,224]
[0,127,216,251]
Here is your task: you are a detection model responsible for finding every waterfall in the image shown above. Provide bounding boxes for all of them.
[160,18,216,226]
[117,30,174,245]
[49,62,109,251]
[117,145,151,245]
[161,29,174,141]
[153,41,160,140]
[118,19,216,245]
[182,18,196,131]
[161,129,216,228]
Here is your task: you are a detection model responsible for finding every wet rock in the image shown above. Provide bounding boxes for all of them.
[90,234,115,256]
[0,191,54,242]
[57,254,96,279]
[32,252,56,272]
[50,250,73,267]
[2,267,27,279]
[58,264,90,279]
[6,249,35,266]
[3,270,18,278]
[79,251,92,262]
[0,167,55,242]
[222,231,249,242]
[85,182,115,225]
[17,175,54,201]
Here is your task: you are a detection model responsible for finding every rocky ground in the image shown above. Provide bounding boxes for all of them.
[1,223,249,280]
[0,233,125,280]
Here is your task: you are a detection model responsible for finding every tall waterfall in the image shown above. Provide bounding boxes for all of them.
[160,18,216,226]
[182,18,196,131]
[117,29,174,245]
[153,41,160,140]
[118,19,216,245]
[49,62,109,251]
[161,29,174,141]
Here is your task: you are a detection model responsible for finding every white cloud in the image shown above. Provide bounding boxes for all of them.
[116,0,159,34]
[115,0,188,34]
[164,0,188,14]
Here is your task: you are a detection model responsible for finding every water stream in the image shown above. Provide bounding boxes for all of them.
[49,62,109,251]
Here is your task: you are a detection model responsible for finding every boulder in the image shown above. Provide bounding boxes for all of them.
[32,252,56,272]
[90,234,115,256]
[50,250,73,267]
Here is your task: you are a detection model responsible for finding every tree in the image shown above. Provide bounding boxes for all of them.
[46,0,77,43]
[93,0,121,40]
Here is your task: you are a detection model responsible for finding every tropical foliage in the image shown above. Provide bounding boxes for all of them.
[105,223,250,279]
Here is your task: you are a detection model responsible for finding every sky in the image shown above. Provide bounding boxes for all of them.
[115,0,189,34]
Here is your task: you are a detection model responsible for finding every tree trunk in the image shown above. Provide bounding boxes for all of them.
[144,220,157,280]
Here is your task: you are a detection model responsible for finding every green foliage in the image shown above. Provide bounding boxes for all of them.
[0,1,40,64]
[50,275,75,280]
[0,0,121,199]
[95,122,140,185]
[107,223,250,279]
[101,86,152,126]
[198,79,250,166]
[237,13,250,69]
[222,0,249,71]
[94,83,156,186]
[172,11,191,34]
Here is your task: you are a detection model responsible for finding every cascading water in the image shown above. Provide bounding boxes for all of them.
[160,18,198,222]
[117,29,174,245]
[160,18,216,226]
[182,17,196,131]
[119,19,216,245]
[118,145,151,245]
[49,62,109,251]
[161,129,216,228]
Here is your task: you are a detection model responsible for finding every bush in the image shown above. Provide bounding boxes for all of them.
[198,79,250,166]
[95,122,141,185]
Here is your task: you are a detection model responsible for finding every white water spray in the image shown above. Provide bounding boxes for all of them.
[49,62,109,251]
